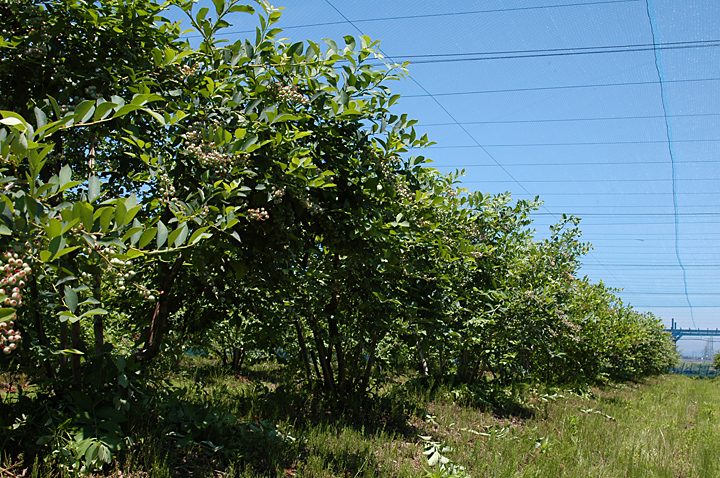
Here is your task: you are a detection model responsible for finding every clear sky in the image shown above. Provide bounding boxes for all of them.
[168,0,720,353]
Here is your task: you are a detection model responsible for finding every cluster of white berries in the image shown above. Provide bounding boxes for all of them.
[269,82,311,105]
[155,168,176,198]
[0,251,30,308]
[396,183,413,202]
[186,143,234,169]
[183,124,248,177]
[302,199,324,216]
[247,207,269,221]
[79,245,135,292]
[269,186,285,204]
[0,320,21,355]
[179,64,200,77]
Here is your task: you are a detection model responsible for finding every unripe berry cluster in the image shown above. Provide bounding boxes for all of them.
[179,64,200,77]
[154,168,176,199]
[78,245,135,292]
[0,320,21,355]
[183,124,249,178]
[247,207,269,221]
[270,186,285,204]
[302,199,324,216]
[0,250,31,308]
[268,82,311,105]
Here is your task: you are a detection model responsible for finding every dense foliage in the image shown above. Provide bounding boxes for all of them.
[0,0,678,473]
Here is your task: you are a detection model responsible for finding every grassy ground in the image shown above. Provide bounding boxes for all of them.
[10,361,720,478]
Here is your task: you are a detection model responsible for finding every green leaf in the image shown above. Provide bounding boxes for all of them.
[53,348,84,355]
[88,176,101,202]
[123,205,141,226]
[229,4,255,14]
[323,38,339,54]
[111,104,143,119]
[64,285,78,314]
[93,101,118,122]
[73,100,96,123]
[34,107,47,129]
[126,248,145,259]
[141,107,165,125]
[271,113,298,124]
[58,164,72,188]
[156,220,168,248]
[211,0,225,16]
[0,117,25,129]
[115,199,127,227]
[73,202,94,232]
[188,226,210,245]
[48,235,66,259]
[78,308,108,318]
[138,227,157,249]
[55,245,79,261]
[46,218,62,238]
[122,226,143,243]
[97,207,114,233]
[0,308,16,321]
[167,222,187,247]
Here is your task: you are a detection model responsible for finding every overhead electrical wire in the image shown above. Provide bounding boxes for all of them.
[187,0,643,37]
[383,39,720,64]
[462,178,718,183]
[436,159,719,166]
[421,139,720,147]
[421,112,720,126]
[401,77,720,98]
[511,191,720,196]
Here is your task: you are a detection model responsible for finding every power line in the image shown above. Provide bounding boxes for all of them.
[401,77,720,98]
[387,39,720,64]
[421,139,720,147]
[386,40,720,65]
[407,39,720,60]
[533,212,720,217]
[420,112,720,126]
[510,192,720,196]
[462,178,718,183]
[628,305,720,308]
[437,159,720,167]
[189,0,642,38]
[625,292,720,296]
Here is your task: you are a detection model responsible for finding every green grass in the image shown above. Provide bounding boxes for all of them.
[424,376,720,478]
[12,362,720,477]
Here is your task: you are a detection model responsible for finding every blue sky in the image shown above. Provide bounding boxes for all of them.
[168,0,720,353]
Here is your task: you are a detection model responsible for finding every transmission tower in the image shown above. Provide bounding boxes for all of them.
[702,339,714,361]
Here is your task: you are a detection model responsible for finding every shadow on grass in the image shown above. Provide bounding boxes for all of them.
[391,374,536,420]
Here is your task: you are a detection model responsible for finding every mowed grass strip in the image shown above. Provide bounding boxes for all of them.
[412,375,720,478]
